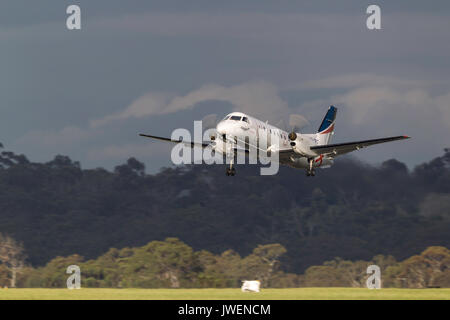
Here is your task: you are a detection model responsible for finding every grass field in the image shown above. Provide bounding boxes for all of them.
[0,288,449,300]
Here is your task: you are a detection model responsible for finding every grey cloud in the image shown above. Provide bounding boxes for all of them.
[86,142,172,164]
[291,74,431,91]
[17,126,90,148]
[2,2,450,172]
[91,81,288,127]
[294,78,450,165]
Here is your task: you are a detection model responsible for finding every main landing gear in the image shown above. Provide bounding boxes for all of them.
[306,170,315,177]
[226,167,236,176]
[306,158,315,177]
[226,159,236,176]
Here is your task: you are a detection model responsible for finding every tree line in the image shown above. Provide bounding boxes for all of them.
[1,235,448,288]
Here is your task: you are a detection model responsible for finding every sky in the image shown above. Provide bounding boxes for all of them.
[1,1,449,172]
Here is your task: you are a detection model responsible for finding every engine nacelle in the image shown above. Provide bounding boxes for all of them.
[290,138,316,157]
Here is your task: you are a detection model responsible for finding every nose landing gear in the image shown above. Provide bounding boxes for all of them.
[226,167,236,176]
[226,158,236,176]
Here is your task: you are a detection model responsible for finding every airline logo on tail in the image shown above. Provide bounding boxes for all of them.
[318,105,337,133]
[317,105,337,145]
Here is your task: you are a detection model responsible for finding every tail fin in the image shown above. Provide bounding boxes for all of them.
[316,105,337,145]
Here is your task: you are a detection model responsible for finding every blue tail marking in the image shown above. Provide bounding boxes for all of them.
[318,106,337,132]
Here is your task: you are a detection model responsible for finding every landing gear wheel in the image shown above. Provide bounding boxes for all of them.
[226,167,236,176]
[310,169,316,177]
[306,170,310,177]
[226,156,236,177]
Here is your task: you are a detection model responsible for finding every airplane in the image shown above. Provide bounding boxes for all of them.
[139,106,410,176]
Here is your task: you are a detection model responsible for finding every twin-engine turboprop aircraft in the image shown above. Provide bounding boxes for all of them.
[140,106,410,176]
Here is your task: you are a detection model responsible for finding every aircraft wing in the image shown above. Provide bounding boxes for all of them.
[310,135,410,157]
[139,133,210,148]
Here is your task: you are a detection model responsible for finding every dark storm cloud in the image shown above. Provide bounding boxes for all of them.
[1,1,449,171]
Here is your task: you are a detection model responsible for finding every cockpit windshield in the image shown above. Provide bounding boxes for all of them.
[230,115,242,121]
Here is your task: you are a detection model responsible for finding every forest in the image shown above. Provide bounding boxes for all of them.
[0,142,449,287]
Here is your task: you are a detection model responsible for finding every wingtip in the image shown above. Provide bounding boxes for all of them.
[403,135,411,139]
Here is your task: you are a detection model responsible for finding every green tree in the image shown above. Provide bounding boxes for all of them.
[26,255,84,288]
[241,244,287,285]
[303,266,347,287]
[0,233,26,288]
[119,238,199,288]
[397,246,450,288]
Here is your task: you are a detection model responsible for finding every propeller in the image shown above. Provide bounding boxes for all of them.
[288,114,310,141]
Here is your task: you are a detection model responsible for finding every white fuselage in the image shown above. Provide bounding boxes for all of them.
[214,112,334,169]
